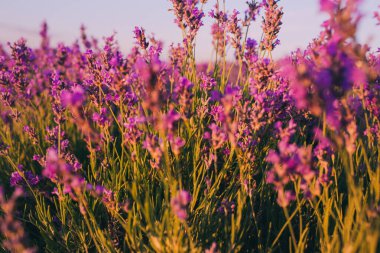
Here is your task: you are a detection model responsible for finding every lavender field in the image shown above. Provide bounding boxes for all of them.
[0,0,380,252]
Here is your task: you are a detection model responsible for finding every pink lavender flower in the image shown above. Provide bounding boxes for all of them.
[168,134,186,155]
[0,187,37,252]
[209,3,228,56]
[60,85,85,108]
[171,190,192,220]
[375,6,380,25]
[159,109,181,133]
[205,123,227,150]
[205,242,219,253]
[319,0,338,13]
[43,147,86,201]
[276,190,296,207]
[221,84,242,113]
[23,125,38,145]
[43,147,62,181]
[143,135,163,169]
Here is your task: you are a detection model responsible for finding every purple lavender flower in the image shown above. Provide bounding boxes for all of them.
[10,170,40,187]
[10,172,23,187]
[174,77,194,113]
[281,16,367,130]
[80,24,92,49]
[92,107,110,126]
[133,26,149,50]
[243,1,262,26]
[266,120,315,207]
[261,0,283,53]
[25,171,40,186]
[170,0,204,47]
[227,9,243,57]
[199,72,216,90]
[244,38,259,69]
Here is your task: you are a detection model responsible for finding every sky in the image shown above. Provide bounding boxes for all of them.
[0,0,379,61]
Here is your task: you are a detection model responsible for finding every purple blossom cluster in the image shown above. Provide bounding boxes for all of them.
[266,120,320,206]
[171,190,192,220]
[0,188,37,252]
[0,0,379,251]
[261,0,283,53]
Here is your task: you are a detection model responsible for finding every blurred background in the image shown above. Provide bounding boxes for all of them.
[0,0,379,61]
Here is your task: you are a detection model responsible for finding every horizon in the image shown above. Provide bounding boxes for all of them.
[0,0,379,61]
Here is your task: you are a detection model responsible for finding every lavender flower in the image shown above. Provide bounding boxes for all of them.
[133,26,149,50]
[266,120,315,207]
[143,135,163,169]
[92,107,110,127]
[0,187,37,252]
[199,72,217,91]
[23,125,38,145]
[205,242,219,253]
[243,1,262,26]
[39,21,49,50]
[227,10,243,57]
[244,38,259,69]
[171,190,192,220]
[205,123,227,150]
[261,0,283,53]
[168,134,186,155]
[375,7,380,25]
[209,3,228,57]
[169,0,204,47]
[10,171,40,187]
[60,85,85,108]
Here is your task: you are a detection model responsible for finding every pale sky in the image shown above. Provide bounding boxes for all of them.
[0,0,379,61]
